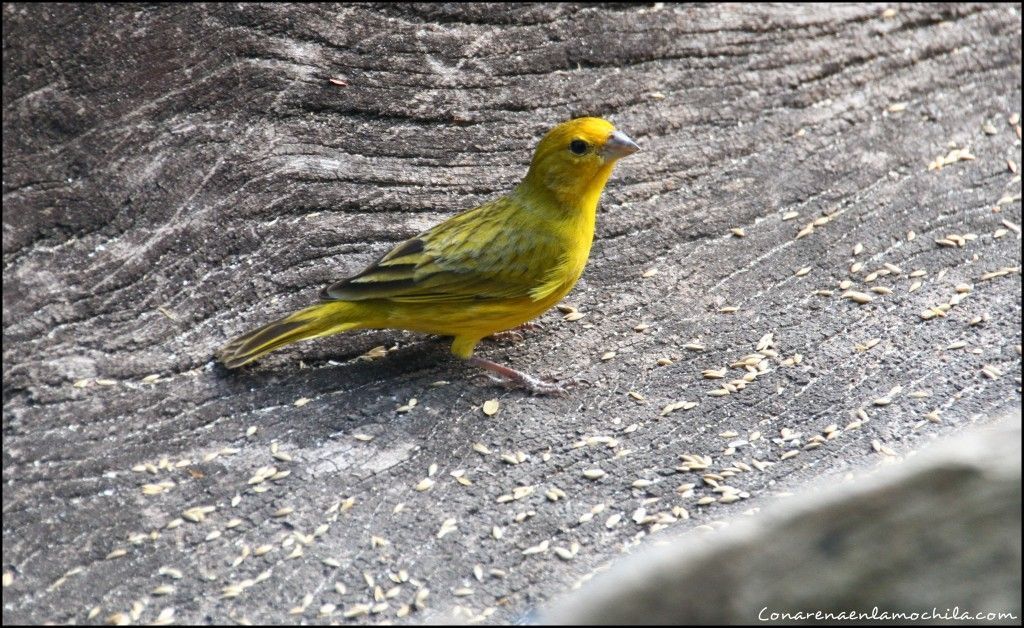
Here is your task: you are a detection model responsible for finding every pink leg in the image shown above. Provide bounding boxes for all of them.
[466,356,568,397]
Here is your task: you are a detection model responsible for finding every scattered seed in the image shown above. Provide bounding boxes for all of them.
[661,400,698,415]
[153,608,175,625]
[358,345,389,362]
[841,290,874,304]
[437,518,458,539]
[979,266,1020,281]
[928,146,975,171]
[500,451,527,465]
[142,481,174,496]
[855,338,881,352]
[343,604,371,619]
[872,440,897,456]
[522,540,549,555]
[981,365,1002,379]
[155,567,184,582]
[545,486,566,501]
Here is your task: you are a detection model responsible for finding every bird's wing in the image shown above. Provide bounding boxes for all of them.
[321,196,561,304]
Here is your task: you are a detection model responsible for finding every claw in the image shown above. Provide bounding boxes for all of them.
[467,356,569,397]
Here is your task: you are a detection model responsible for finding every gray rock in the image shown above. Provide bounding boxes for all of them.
[545,415,1022,624]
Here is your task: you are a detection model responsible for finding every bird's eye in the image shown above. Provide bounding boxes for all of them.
[569,139,588,155]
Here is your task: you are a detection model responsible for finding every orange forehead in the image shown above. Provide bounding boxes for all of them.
[538,117,616,152]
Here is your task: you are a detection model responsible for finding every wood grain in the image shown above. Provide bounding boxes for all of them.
[3,3,1021,623]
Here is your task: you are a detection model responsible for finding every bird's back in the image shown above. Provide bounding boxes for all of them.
[319,190,585,338]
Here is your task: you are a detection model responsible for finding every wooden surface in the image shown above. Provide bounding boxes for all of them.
[3,3,1021,624]
[546,415,1022,624]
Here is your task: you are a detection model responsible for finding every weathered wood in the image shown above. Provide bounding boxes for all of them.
[2,3,1021,624]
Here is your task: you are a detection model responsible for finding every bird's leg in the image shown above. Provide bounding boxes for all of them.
[466,356,568,397]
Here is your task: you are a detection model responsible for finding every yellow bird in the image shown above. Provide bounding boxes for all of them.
[217,117,639,394]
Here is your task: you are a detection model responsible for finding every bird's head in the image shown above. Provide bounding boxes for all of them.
[522,117,639,210]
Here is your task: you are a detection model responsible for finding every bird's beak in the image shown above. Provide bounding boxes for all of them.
[602,130,640,160]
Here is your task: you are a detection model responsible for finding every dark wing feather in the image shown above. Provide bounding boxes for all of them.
[320,197,557,303]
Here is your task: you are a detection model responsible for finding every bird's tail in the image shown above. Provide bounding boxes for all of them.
[217,301,365,369]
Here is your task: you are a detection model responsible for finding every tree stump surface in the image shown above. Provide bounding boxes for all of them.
[3,3,1021,624]
[545,414,1022,625]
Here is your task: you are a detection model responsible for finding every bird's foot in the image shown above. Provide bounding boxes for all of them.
[468,356,569,397]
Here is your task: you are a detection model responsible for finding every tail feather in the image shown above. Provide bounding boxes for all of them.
[217,302,362,368]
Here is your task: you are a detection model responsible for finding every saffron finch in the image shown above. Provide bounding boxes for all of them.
[217,117,639,394]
